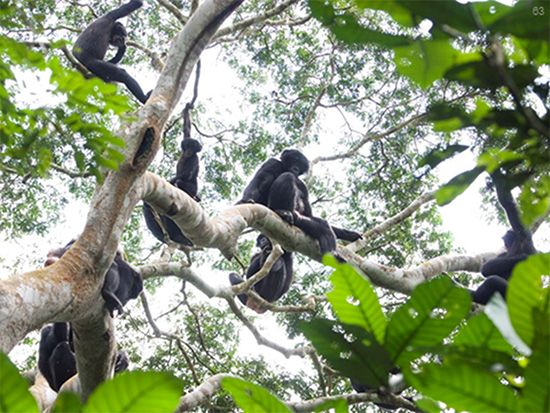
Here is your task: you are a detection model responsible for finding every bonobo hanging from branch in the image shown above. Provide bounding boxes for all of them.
[237,149,362,254]
[143,65,203,247]
[72,0,151,104]
[470,170,538,304]
[229,234,293,313]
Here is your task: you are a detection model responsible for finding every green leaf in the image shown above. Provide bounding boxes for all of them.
[520,331,550,413]
[507,254,550,347]
[394,40,480,88]
[307,0,410,47]
[404,361,520,412]
[83,371,183,413]
[446,62,539,90]
[484,293,531,355]
[397,0,478,33]
[221,377,292,413]
[0,352,39,413]
[51,392,83,413]
[453,313,514,355]
[489,1,550,40]
[418,144,469,169]
[436,167,485,206]
[301,319,392,387]
[385,276,471,365]
[313,398,349,413]
[326,260,386,344]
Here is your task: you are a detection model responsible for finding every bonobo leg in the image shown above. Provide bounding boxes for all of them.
[161,215,193,246]
[49,342,77,392]
[102,262,124,316]
[228,272,248,306]
[481,254,529,280]
[77,56,150,103]
[471,276,508,305]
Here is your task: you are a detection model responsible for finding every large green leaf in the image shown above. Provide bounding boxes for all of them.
[394,40,480,89]
[302,319,392,388]
[313,398,349,413]
[446,62,540,90]
[489,1,550,40]
[404,361,520,412]
[436,167,485,206]
[325,257,386,344]
[453,313,514,355]
[485,293,531,355]
[0,352,39,413]
[385,276,471,365]
[222,377,292,413]
[507,254,550,347]
[51,393,82,413]
[520,331,550,413]
[307,0,410,47]
[418,144,469,169]
[396,0,478,33]
[83,371,183,413]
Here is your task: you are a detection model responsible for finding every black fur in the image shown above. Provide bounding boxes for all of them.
[238,149,309,205]
[268,171,337,254]
[38,323,76,392]
[73,0,150,103]
[471,171,537,304]
[101,251,143,317]
[46,240,142,317]
[142,138,202,246]
[229,234,293,312]
[238,149,361,253]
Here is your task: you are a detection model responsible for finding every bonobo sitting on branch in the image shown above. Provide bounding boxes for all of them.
[73,0,151,104]
[229,234,293,313]
[143,137,203,246]
[237,149,362,255]
[470,171,538,304]
[38,322,129,392]
[46,240,143,317]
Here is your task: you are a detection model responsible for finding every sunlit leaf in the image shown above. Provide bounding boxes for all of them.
[222,377,292,413]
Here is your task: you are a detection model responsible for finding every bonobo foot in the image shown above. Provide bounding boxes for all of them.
[275,209,295,225]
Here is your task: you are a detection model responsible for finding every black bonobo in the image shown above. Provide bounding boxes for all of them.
[142,138,203,246]
[38,321,129,391]
[470,171,537,304]
[38,322,76,392]
[229,234,293,313]
[72,0,151,104]
[46,240,143,317]
[237,149,362,254]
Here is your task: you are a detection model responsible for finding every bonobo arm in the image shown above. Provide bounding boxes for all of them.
[108,44,126,64]
[492,171,536,255]
[106,0,144,21]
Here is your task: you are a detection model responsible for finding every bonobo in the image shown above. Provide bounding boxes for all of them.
[229,234,293,313]
[73,0,151,104]
[142,138,203,246]
[237,149,362,254]
[46,240,143,317]
[470,171,537,304]
[38,322,76,392]
[38,322,129,392]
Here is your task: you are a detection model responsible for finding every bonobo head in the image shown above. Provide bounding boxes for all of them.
[502,230,516,250]
[281,149,309,177]
[110,22,127,48]
[256,234,273,253]
[181,138,203,158]
[44,240,75,267]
